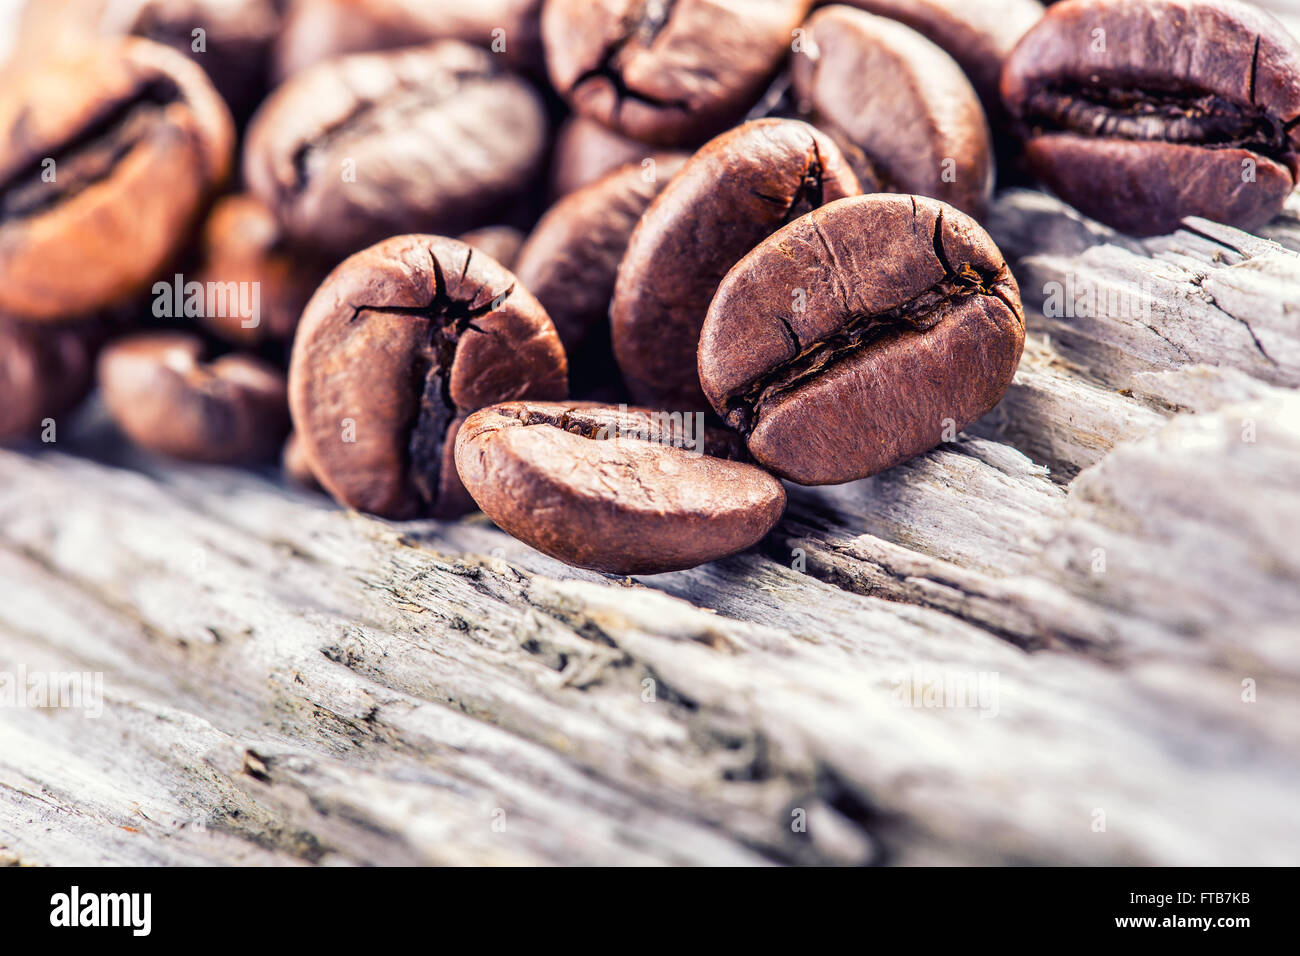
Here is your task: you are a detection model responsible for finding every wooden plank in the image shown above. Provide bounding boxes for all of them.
[4,178,1300,865]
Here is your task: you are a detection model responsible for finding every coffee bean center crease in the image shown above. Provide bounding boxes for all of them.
[348,247,507,508]
[1024,82,1297,160]
[289,67,492,192]
[724,216,1008,436]
[1,77,183,223]
[570,0,692,113]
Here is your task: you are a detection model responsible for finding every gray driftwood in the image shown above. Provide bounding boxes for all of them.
[2,188,1300,866]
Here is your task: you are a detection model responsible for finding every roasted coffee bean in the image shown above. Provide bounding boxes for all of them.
[0,318,98,443]
[245,42,549,259]
[0,39,233,321]
[459,226,526,272]
[612,118,859,410]
[13,0,282,121]
[698,194,1025,485]
[549,114,662,198]
[791,5,994,216]
[829,0,1045,124]
[288,234,568,519]
[543,0,813,147]
[275,0,545,80]
[516,155,686,355]
[196,194,330,348]
[454,401,786,573]
[282,431,322,492]
[1002,0,1300,235]
[99,332,289,463]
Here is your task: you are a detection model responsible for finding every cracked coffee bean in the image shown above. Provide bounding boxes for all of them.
[543,0,813,147]
[612,118,859,410]
[196,194,330,348]
[791,5,995,217]
[288,234,569,519]
[0,38,234,321]
[697,194,1025,485]
[244,41,549,259]
[455,401,786,574]
[275,0,546,80]
[0,318,98,443]
[99,332,290,463]
[516,154,687,356]
[459,226,526,272]
[830,0,1045,126]
[1002,0,1300,236]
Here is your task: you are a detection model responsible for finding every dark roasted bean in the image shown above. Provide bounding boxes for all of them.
[543,0,813,146]
[791,5,995,217]
[99,332,289,463]
[287,234,568,519]
[1002,0,1300,235]
[455,400,786,573]
[244,42,548,259]
[0,39,233,321]
[697,194,1025,485]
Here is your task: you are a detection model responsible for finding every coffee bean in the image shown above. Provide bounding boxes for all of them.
[13,0,282,122]
[791,5,995,216]
[542,0,813,147]
[196,194,330,348]
[697,194,1025,485]
[244,42,549,259]
[99,332,289,463]
[0,39,233,321]
[459,226,526,272]
[1002,0,1300,235]
[275,0,545,81]
[288,234,568,519]
[454,401,786,573]
[0,318,98,443]
[612,118,859,410]
[515,154,687,356]
[549,115,663,199]
[829,0,1045,125]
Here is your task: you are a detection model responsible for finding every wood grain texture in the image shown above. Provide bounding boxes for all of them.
[2,190,1300,866]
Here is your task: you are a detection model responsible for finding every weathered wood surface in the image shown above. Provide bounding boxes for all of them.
[2,185,1299,865]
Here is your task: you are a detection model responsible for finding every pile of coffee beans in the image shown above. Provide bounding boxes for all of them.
[2,0,1297,574]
